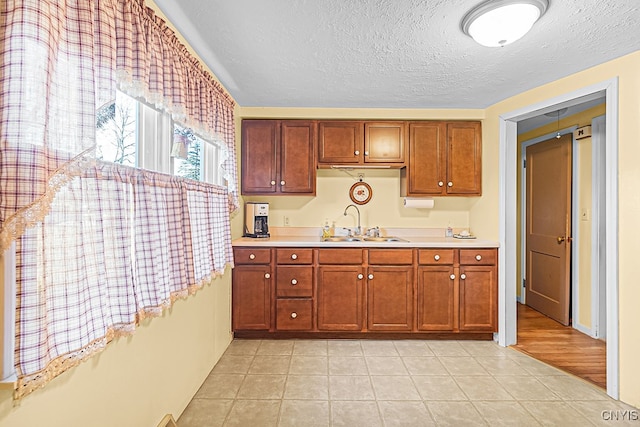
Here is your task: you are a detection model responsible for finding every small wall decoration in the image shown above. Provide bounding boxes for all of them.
[349,180,372,205]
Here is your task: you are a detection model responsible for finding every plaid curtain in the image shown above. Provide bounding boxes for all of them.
[1,0,238,398]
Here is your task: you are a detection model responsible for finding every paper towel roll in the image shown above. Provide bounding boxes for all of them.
[403,198,434,209]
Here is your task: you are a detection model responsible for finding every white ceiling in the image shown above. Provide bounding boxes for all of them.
[154,0,640,109]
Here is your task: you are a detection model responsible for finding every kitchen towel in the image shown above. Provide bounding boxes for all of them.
[403,198,435,209]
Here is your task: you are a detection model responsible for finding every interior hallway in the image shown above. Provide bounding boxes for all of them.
[512,303,606,389]
[178,338,629,426]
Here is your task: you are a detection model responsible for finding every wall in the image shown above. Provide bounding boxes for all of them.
[476,50,640,408]
[516,104,606,330]
[238,107,485,233]
[0,2,238,426]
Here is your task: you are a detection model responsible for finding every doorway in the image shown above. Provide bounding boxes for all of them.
[497,78,619,399]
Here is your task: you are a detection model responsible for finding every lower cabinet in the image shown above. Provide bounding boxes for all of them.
[317,265,364,331]
[232,246,497,336]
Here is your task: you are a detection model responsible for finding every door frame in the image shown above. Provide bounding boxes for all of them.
[498,78,619,399]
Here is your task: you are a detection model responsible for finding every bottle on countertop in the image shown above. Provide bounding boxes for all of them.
[322,218,331,238]
[446,223,453,238]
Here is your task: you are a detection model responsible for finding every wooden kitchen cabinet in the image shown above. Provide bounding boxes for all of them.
[367,249,413,331]
[317,265,364,331]
[317,121,406,167]
[459,249,497,331]
[232,248,272,330]
[401,121,482,196]
[417,249,457,331]
[241,120,316,195]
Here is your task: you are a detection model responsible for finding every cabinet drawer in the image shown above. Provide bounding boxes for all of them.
[317,248,364,265]
[276,248,313,264]
[276,299,313,331]
[276,266,313,297]
[418,249,455,265]
[368,249,413,265]
[460,249,496,265]
[234,248,271,265]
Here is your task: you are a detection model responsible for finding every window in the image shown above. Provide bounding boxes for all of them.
[96,91,222,184]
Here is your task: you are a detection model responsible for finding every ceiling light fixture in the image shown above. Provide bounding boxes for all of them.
[461,0,549,47]
[544,107,567,139]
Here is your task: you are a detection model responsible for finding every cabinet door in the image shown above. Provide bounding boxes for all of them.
[317,266,364,331]
[241,120,278,194]
[446,121,482,195]
[405,122,446,196]
[318,121,363,164]
[280,121,316,194]
[367,266,413,331]
[459,265,496,331]
[417,266,457,331]
[364,122,405,163]
[232,266,271,330]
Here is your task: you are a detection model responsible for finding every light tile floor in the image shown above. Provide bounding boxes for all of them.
[178,340,638,426]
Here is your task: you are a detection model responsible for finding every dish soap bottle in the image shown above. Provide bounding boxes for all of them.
[322,219,331,238]
[446,223,453,238]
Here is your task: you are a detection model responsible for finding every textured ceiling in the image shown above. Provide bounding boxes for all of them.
[154,0,640,109]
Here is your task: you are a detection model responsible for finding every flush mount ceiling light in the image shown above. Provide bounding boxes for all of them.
[461,0,549,47]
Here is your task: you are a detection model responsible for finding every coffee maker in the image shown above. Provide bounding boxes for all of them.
[244,202,270,238]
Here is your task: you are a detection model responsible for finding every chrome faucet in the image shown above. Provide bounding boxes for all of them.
[343,204,361,236]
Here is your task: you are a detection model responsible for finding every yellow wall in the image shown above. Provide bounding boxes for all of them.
[478,50,640,408]
[515,104,606,330]
[238,108,485,233]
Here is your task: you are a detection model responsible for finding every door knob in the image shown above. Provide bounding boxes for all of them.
[557,236,566,244]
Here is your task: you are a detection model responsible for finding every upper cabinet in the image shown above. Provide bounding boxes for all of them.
[241,120,316,195]
[401,121,482,196]
[317,121,406,167]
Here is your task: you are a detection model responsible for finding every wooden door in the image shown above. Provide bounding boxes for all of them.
[367,266,413,331]
[364,122,405,163]
[280,121,316,194]
[525,134,572,325]
[232,266,271,330]
[241,120,278,194]
[317,265,364,330]
[317,121,363,164]
[446,122,482,195]
[459,265,497,331]
[403,122,446,196]
[417,266,457,331]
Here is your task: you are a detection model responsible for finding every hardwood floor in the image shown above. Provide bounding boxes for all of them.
[511,303,606,389]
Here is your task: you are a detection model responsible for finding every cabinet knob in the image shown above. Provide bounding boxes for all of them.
[450,274,456,280]
[364,151,369,156]
[438,181,444,187]
[290,312,297,319]
[368,274,374,280]
[460,274,467,280]
[355,150,360,155]
[270,180,276,186]
[281,180,285,186]
[476,254,482,261]
[434,254,440,261]
[291,253,298,260]
[249,253,256,260]
[357,274,364,280]
[264,273,271,279]
[291,279,298,285]
[448,181,453,187]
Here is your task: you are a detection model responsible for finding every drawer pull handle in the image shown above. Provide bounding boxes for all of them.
[290,312,298,319]
[264,273,271,279]
[450,274,456,280]
[438,181,444,187]
[281,180,286,186]
[448,181,453,187]
[355,150,360,155]
[368,274,374,280]
[476,255,482,261]
[291,254,298,260]
[270,180,276,186]
[249,253,256,260]
[357,274,364,280]
[460,274,467,280]
[291,279,298,285]
[434,255,440,261]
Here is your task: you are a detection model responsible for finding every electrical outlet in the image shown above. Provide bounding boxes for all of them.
[283,216,290,226]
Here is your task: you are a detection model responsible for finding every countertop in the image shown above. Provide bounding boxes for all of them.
[233,227,499,249]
